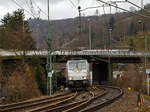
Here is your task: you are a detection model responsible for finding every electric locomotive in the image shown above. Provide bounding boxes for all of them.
[66,60,90,89]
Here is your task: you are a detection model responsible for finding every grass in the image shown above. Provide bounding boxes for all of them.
[143,94,150,101]
[142,94,150,112]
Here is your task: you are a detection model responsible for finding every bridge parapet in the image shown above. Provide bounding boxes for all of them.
[52,50,149,57]
[0,50,150,57]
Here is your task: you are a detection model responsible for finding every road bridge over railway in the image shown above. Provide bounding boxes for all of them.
[1,49,150,57]
[1,49,150,63]
[0,49,150,84]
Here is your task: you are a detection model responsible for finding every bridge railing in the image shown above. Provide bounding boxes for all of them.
[52,50,148,57]
[0,50,150,57]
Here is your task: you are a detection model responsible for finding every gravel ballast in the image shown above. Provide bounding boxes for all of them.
[99,89,150,112]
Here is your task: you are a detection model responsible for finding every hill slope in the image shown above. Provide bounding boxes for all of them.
[28,4,150,50]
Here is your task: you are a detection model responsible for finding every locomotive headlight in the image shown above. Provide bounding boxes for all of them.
[82,76,87,80]
[68,76,73,80]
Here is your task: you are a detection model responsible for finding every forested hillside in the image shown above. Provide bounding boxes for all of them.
[28,3,150,50]
[6,4,146,50]
[28,12,131,49]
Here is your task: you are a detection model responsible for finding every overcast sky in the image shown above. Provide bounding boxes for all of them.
[0,0,150,21]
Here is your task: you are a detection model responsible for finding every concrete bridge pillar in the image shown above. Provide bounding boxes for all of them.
[92,61,112,85]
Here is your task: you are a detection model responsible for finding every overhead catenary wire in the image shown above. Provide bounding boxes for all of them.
[126,0,150,14]
[29,0,35,15]
[97,0,150,19]
[29,0,43,18]
[81,5,109,11]
[67,0,77,10]
[107,1,127,14]
[24,0,30,9]
[80,3,110,28]
[11,0,37,18]
[32,0,48,16]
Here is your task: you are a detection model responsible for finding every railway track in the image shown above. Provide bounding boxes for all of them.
[0,92,70,112]
[27,92,78,112]
[28,88,106,112]
[0,86,123,112]
[80,86,124,112]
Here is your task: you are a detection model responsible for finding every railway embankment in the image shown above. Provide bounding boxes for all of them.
[99,88,150,112]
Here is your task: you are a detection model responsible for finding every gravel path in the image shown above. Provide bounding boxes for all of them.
[99,89,150,112]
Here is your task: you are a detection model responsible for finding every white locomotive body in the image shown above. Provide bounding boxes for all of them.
[66,60,90,88]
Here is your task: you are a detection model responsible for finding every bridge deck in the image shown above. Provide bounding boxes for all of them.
[0,50,149,58]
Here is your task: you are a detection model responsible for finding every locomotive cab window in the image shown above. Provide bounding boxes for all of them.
[68,61,86,70]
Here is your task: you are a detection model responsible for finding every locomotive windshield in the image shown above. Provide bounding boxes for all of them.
[69,61,86,70]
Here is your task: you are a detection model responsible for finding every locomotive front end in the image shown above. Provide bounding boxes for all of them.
[66,60,90,89]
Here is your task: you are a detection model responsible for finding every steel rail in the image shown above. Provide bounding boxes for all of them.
[0,92,70,112]
[80,86,123,112]
[47,86,122,112]
[60,88,107,112]
[63,91,94,112]
[31,88,107,112]
[27,92,77,112]
[46,100,86,112]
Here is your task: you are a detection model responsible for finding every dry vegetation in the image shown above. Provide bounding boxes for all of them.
[0,62,43,103]
[7,64,41,102]
[0,10,46,103]
[113,63,146,93]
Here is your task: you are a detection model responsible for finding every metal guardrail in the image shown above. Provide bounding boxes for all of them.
[0,50,150,57]
[51,50,150,57]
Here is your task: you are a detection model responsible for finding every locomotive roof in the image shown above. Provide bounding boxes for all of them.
[67,60,87,62]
